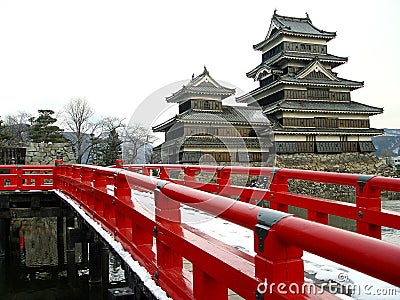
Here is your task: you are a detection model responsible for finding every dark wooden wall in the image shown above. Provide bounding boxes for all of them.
[0,148,26,165]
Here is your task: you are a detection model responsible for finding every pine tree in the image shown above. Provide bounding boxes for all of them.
[29,110,66,143]
[98,128,122,166]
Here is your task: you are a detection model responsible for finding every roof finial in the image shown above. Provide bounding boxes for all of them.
[203,65,208,74]
[306,12,311,22]
[191,73,194,80]
[274,9,277,15]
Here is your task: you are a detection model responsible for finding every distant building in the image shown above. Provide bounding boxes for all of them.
[237,11,383,154]
[152,67,273,164]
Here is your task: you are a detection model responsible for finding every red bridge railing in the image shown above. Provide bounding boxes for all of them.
[1,162,400,299]
[123,164,400,239]
[0,164,55,190]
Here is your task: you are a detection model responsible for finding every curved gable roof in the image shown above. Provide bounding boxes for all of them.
[254,12,336,51]
[166,66,235,103]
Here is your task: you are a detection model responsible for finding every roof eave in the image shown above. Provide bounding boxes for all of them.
[281,80,363,90]
[282,30,336,41]
[263,106,383,115]
[152,117,178,132]
[253,29,335,52]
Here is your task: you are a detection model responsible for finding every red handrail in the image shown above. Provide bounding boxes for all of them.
[123,164,400,239]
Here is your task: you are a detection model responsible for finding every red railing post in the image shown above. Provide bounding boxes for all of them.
[63,165,72,194]
[53,160,60,188]
[93,170,107,191]
[217,167,230,195]
[254,209,304,299]
[92,170,107,214]
[55,164,65,190]
[61,165,68,190]
[269,168,289,212]
[36,169,45,188]
[16,166,23,190]
[193,266,227,300]
[356,175,381,239]
[116,159,124,168]
[142,166,150,176]
[114,171,133,240]
[159,166,169,180]
[154,181,183,282]
[114,171,131,204]
[71,166,81,199]
[81,167,93,206]
[184,166,196,186]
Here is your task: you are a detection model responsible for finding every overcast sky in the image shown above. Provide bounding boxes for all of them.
[0,0,398,129]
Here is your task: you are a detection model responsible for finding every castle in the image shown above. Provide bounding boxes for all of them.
[153,12,385,173]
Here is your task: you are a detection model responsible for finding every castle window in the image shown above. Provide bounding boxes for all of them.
[307,88,329,99]
[306,136,316,142]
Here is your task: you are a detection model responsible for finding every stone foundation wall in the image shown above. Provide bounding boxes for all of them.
[275,152,394,177]
[274,152,398,201]
[25,142,76,165]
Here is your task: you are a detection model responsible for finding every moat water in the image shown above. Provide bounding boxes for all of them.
[0,217,125,300]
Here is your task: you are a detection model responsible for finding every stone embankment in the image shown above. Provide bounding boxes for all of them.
[275,153,398,201]
[25,142,76,165]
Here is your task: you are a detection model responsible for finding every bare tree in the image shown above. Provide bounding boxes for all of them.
[63,97,98,163]
[122,124,157,164]
[3,111,32,145]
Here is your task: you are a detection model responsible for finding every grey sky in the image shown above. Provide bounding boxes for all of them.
[0,0,398,128]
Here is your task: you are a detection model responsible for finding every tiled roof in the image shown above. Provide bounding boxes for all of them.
[284,52,347,63]
[280,74,363,89]
[274,14,335,37]
[166,66,235,103]
[264,100,383,115]
[237,75,363,104]
[254,12,336,50]
[247,52,347,78]
[184,85,234,94]
[179,106,270,124]
[152,106,270,132]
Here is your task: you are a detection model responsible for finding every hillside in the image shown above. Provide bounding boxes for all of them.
[372,129,400,157]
